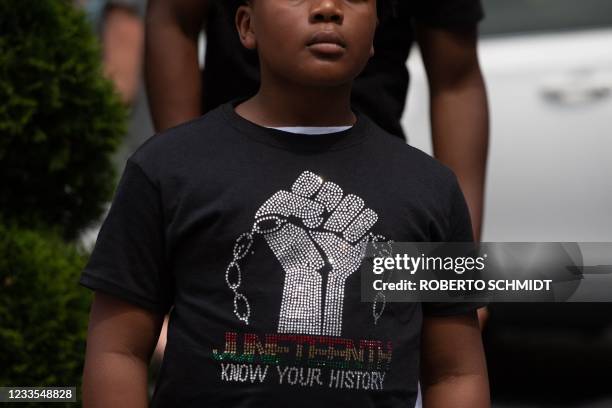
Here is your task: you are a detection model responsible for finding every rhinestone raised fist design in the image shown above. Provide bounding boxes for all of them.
[247,171,379,337]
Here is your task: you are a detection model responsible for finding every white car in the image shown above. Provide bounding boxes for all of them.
[403,0,612,243]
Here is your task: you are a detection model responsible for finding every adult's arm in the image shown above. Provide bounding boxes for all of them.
[420,310,490,407]
[82,292,165,407]
[103,5,144,105]
[145,0,208,131]
[416,24,489,241]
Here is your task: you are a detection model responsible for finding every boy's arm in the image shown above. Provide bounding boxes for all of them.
[416,24,489,241]
[82,292,165,407]
[145,0,208,132]
[420,310,490,408]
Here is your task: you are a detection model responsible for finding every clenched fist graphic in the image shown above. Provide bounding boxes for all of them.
[251,171,379,336]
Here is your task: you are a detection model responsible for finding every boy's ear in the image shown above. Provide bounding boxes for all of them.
[236,5,257,50]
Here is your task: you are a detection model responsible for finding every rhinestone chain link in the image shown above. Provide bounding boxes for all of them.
[226,219,391,326]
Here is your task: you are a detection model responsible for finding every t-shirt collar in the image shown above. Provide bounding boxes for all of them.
[220,99,370,152]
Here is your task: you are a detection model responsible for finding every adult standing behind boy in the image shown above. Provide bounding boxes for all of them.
[81,1,489,406]
[86,0,155,165]
[146,0,489,241]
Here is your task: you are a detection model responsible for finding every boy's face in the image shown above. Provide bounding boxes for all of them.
[237,0,377,87]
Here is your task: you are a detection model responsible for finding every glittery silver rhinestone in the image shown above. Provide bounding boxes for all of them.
[291,171,323,198]
[344,208,378,243]
[225,261,242,290]
[224,170,393,333]
[233,232,253,260]
[324,194,364,232]
[233,292,251,324]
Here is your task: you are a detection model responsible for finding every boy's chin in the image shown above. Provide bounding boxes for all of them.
[295,69,360,88]
[294,58,368,88]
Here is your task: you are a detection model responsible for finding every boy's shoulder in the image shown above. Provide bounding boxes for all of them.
[364,118,459,188]
[135,106,226,155]
[128,106,230,179]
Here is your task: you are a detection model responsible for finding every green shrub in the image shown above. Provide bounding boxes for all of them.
[0,0,127,238]
[0,223,90,405]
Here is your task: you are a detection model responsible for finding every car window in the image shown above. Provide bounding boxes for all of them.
[480,0,612,37]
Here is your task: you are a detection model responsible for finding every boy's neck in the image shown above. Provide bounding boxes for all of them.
[235,75,356,128]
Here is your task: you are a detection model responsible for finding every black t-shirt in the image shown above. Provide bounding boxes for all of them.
[80,102,481,407]
[202,0,484,138]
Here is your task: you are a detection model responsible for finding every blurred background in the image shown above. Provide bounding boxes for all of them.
[405,0,612,407]
[1,0,611,406]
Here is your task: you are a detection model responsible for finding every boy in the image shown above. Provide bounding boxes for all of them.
[80,1,489,407]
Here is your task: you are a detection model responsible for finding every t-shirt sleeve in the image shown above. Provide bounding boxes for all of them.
[79,159,173,314]
[411,0,484,27]
[422,174,487,317]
